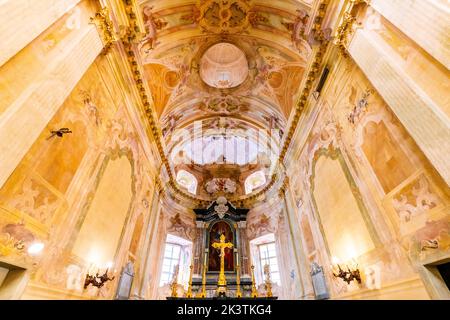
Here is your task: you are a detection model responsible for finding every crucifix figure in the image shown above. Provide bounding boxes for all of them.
[212,234,233,296]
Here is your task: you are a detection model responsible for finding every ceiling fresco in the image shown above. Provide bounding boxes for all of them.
[137,0,314,197]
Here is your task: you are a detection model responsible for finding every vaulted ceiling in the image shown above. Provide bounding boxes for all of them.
[136,0,315,198]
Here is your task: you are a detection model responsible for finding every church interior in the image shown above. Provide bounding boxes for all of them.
[0,0,449,300]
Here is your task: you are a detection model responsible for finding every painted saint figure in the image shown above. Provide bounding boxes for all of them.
[208,221,234,272]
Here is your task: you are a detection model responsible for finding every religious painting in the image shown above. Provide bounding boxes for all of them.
[208,221,234,272]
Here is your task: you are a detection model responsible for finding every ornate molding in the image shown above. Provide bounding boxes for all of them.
[90,7,116,54]
[198,0,252,34]
[0,233,23,257]
[310,0,329,42]
[279,42,328,161]
[278,176,290,198]
[334,0,367,56]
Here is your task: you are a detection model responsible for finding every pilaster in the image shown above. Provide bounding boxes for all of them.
[370,0,450,69]
[0,20,103,189]
[348,29,450,186]
[0,0,81,67]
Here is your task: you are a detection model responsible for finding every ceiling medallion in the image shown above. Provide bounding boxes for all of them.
[200,95,249,114]
[214,196,229,218]
[205,178,237,195]
[198,0,251,34]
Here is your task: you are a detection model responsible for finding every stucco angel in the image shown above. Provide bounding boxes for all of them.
[140,6,167,53]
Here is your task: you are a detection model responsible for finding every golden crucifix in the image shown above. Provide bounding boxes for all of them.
[212,234,233,295]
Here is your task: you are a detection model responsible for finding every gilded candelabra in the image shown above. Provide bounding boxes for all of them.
[250,265,258,298]
[263,264,273,298]
[196,252,207,298]
[236,264,242,298]
[170,265,180,298]
[186,264,194,298]
[331,258,362,285]
[332,263,361,284]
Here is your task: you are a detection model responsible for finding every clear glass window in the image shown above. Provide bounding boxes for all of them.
[159,243,182,286]
[258,242,281,285]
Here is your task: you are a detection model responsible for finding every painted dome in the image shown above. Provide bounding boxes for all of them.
[200,43,249,88]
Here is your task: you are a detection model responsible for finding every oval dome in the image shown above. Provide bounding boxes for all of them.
[200,43,249,89]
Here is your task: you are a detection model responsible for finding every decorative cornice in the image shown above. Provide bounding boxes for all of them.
[334,0,368,56]
[310,0,329,42]
[278,176,290,198]
[279,42,328,162]
[90,7,116,54]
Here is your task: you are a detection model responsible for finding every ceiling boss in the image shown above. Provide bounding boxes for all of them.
[198,0,252,34]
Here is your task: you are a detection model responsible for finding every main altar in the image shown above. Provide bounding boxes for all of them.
[168,197,276,299]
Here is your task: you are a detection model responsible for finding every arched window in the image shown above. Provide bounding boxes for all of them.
[245,170,266,194]
[176,170,197,194]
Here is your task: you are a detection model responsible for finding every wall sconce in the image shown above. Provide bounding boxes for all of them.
[331,257,362,285]
[84,264,115,289]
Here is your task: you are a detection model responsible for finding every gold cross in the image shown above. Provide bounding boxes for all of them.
[212,234,233,289]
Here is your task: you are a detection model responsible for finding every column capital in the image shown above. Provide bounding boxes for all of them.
[237,221,247,229]
[196,221,206,229]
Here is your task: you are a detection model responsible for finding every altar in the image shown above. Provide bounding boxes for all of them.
[167,197,277,299]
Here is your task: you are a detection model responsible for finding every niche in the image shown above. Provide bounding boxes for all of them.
[0,261,29,300]
[437,262,450,292]
[423,258,450,299]
[311,150,376,261]
[72,154,134,268]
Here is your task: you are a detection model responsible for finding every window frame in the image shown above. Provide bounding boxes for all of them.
[159,242,182,286]
[245,170,266,194]
[257,241,281,285]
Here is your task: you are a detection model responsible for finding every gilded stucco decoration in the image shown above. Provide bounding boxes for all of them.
[0,223,35,258]
[198,0,253,34]
[205,178,237,195]
[89,7,116,54]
